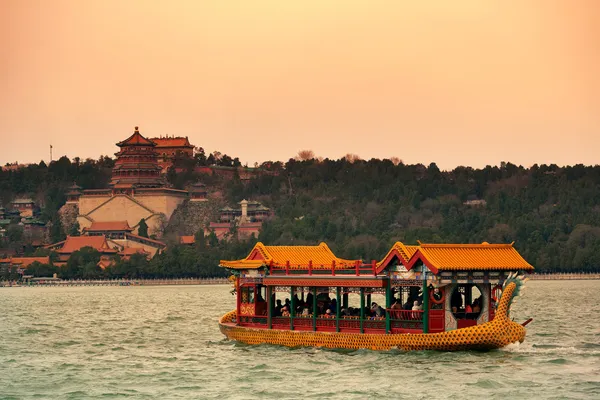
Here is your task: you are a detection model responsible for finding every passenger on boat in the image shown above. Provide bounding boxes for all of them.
[465,303,473,313]
[472,298,481,313]
[306,292,313,307]
[411,300,422,319]
[403,297,414,310]
[275,300,283,316]
[451,290,462,313]
[371,302,384,317]
[302,307,310,316]
[281,306,290,317]
[329,299,337,314]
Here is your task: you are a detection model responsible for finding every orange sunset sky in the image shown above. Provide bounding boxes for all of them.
[1,0,598,170]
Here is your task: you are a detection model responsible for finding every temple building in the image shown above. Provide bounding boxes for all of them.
[11,198,38,217]
[47,224,166,265]
[208,199,272,241]
[0,256,50,275]
[149,135,195,173]
[66,183,83,204]
[47,236,118,265]
[110,127,165,190]
[70,127,189,237]
[189,182,208,202]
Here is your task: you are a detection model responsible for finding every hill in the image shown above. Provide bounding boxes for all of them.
[2,156,600,274]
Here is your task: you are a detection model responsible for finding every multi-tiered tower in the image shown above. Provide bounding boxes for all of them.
[110,127,165,191]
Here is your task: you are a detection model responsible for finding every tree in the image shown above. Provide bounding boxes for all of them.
[49,217,66,243]
[62,247,101,279]
[138,218,149,238]
[296,150,315,161]
[69,221,81,236]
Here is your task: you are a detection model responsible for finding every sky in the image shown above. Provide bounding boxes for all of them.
[1,0,598,170]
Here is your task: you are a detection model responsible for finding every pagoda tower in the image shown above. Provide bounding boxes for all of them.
[110,127,165,191]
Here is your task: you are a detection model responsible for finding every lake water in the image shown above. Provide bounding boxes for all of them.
[1,281,599,399]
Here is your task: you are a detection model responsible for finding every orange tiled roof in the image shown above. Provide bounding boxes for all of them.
[407,242,534,272]
[97,259,114,269]
[10,257,50,267]
[376,242,419,268]
[117,127,155,147]
[58,236,117,254]
[150,137,193,148]
[84,221,132,232]
[179,236,195,245]
[119,247,149,256]
[220,242,359,270]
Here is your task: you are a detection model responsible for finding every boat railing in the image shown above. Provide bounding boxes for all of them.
[242,314,387,332]
[386,309,424,331]
[268,260,380,276]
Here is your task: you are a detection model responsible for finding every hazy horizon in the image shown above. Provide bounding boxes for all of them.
[2,1,598,170]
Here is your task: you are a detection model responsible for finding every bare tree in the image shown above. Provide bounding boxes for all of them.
[344,153,361,163]
[390,156,403,166]
[296,150,315,161]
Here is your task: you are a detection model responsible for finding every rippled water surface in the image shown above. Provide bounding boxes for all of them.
[1,281,599,399]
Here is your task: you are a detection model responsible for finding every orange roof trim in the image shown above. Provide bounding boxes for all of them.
[58,236,117,254]
[220,242,360,270]
[117,127,155,147]
[9,257,50,267]
[406,243,534,273]
[179,236,195,245]
[150,137,193,148]
[376,242,419,271]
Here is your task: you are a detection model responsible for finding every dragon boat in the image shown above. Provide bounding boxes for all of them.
[218,241,533,351]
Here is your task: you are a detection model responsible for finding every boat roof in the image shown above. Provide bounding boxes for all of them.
[220,241,534,273]
[220,242,359,270]
[406,242,534,273]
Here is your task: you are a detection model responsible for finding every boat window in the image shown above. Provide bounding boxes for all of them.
[450,284,482,320]
[241,286,254,303]
[255,284,266,302]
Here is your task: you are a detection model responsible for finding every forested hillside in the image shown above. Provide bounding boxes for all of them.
[2,155,600,275]
[233,159,600,272]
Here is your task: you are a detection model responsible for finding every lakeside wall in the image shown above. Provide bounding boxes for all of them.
[1,278,229,287]
[2,274,600,287]
[528,273,600,280]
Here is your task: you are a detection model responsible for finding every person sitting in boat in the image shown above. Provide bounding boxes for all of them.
[451,289,463,313]
[403,296,414,310]
[472,297,481,313]
[306,292,313,307]
[465,303,473,313]
[284,298,291,311]
[281,306,290,317]
[275,300,283,316]
[328,299,337,314]
[412,300,423,319]
[371,302,384,318]
[302,307,310,316]
[389,299,403,319]
[325,309,334,318]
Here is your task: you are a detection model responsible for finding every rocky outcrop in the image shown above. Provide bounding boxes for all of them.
[166,199,223,236]
[59,203,79,233]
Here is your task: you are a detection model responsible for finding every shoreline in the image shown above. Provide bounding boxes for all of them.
[2,273,600,288]
[0,278,230,287]
[528,273,600,280]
